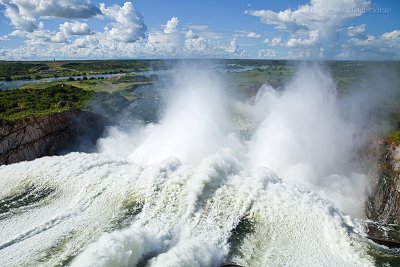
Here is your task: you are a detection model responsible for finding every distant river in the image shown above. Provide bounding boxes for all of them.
[0,73,123,90]
[0,64,266,90]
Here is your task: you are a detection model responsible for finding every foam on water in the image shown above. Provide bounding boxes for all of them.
[0,63,381,266]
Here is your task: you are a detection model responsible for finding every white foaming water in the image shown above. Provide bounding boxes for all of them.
[247,65,368,216]
[98,66,232,165]
[0,63,380,266]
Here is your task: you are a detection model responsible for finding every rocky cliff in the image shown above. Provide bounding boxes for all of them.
[0,109,110,165]
[366,141,400,224]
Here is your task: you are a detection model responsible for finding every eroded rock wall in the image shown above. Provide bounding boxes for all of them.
[366,141,400,224]
[0,109,109,165]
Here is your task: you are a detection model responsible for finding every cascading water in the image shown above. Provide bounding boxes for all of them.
[0,63,387,266]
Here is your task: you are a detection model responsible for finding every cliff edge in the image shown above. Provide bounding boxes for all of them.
[366,141,400,224]
[0,109,110,165]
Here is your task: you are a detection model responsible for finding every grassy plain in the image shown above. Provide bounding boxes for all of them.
[0,84,134,121]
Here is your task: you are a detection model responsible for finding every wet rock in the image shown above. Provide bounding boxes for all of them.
[366,141,400,224]
[364,140,400,249]
[0,109,110,165]
[365,221,400,248]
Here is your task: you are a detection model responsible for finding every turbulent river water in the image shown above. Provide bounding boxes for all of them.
[0,63,391,266]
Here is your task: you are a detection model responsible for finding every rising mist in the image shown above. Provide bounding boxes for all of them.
[97,62,396,217]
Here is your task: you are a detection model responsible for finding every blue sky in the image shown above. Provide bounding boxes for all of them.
[0,0,399,60]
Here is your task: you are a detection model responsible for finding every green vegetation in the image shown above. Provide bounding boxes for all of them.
[1,59,400,131]
[227,65,294,90]
[387,130,400,145]
[0,62,48,80]
[0,60,158,122]
[19,74,154,92]
[0,59,166,81]
[386,114,400,145]
[60,60,164,73]
[0,84,87,121]
[0,83,133,121]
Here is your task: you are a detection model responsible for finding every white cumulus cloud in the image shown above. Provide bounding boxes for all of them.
[347,24,366,38]
[247,0,370,57]
[287,30,320,47]
[225,38,246,57]
[59,21,92,36]
[147,17,180,55]
[100,1,146,43]
[163,17,179,34]
[382,29,400,40]
[185,30,199,39]
[0,0,100,32]
[264,36,284,46]
[246,32,261,39]
[258,48,277,58]
[340,28,400,59]
[51,32,69,43]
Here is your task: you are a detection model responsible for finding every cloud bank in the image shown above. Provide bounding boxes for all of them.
[0,0,398,59]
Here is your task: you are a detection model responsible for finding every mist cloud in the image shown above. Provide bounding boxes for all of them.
[97,61,399,217]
